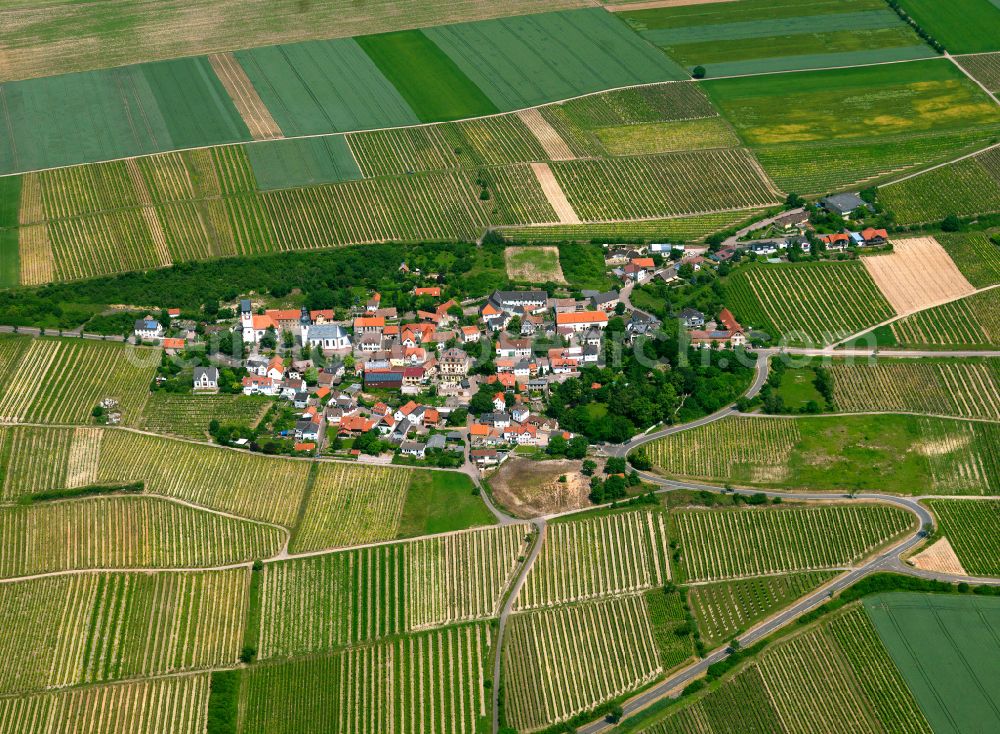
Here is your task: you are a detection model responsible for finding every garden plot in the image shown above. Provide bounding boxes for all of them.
[505,246,567,283]
[207,53,284,140]
[240,623,492,734]
[0,569,247,694]
[829,359,1000,420]
[258,524,525,658]
[862,238,976,316]
[0,496,283,578]
[96,430,311,525]
[503,595,663,731]
[516,510,670,610]
[0,673,210,734]
[290,462,413,552]
[673,504,913,582]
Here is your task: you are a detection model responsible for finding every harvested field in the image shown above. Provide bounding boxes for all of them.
[0,496,283,577]
[908,536,967,576]
[516,510,671,609]
[862,238,976,315]
[517,108,575,161]
[207,53,284,141]
[530,162,580,224]
[505,246,567,284]
[488,457,592,518]
[0,673,210,734]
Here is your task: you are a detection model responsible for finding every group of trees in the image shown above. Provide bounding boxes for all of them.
[588,456,641,503]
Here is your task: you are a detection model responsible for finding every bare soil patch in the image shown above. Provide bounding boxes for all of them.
[505,246,567,284]
[909,536,967,576]
[489,457,594,518]
[208,53,284,140]
[605,0,737,11]
[517,108,575,161]
[862,237,976,316]
[530,162,581,224]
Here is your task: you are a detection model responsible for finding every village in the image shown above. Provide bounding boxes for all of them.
[128,244,757,472]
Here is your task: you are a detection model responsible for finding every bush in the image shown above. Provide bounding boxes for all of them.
[692,65,706,79]
[21,481,143,504]
[206,671,241,734]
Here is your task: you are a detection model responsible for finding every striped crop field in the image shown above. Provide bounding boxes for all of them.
[877,147,1000,224]
[515,510,670,610]
[258,524,526,659]
[0,426,104,501]
[726,262,896,346]
[500,209,761,244]
[888,288,1000,349]
[241,623,492,734]
[0,338,157,425]
[956,52,1000,93]
[829,359,1000,419]
[138,392,269,440]
[645,416,802,484]
[672,505,913,582]
[936,231,1000,288]
[0,496,283,578]
[687,571,838,646]
[96,430,311,525]
[924,499,1000,576]
[504,595,663,732]
[550,149,781,221]
[918,417,1000,495]
[0,672,210,734]
[291,463,413,552]
[643,605,930,733]
[0,569,247,694]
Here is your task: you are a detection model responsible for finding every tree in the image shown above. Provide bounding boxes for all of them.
[547,434,567,457]
[605,457,627,475]
[565,435,589,459]
[628,451,652,471]
[692,65,706,79]
[606,705,625,724]
[941,213,962,232]
[581,459,597,476]
[784,192,805,208]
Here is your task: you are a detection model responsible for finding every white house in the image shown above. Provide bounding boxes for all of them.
[306,323,351,351]
[192,367,219,392]
[133,316,163,341]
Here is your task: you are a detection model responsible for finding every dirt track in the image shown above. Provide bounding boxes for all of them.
[530,162,581,224]
[208,53,284,141]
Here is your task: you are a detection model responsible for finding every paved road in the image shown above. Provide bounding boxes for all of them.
[493,520,546,734]
[0,324,126,341]
[722,207,804,248]
[575,475,1000,734]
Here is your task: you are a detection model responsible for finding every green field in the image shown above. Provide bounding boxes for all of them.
[864,592,1000,733]
[671,504,913,582]
[725,261,895,346]
[704,60,1000,193]
[397,469,496,537]
[246,136,362,190]
[879,288,1000,349]
[139,392,268,439]
[897,0,1000,53]
[924,499,1000,576]
[356,31,499,121]
[688,572,838,645]
[645,413,1000,494]
[0,175,20,287]
[643,604,930,733]
[424,9,687,111]
[0,58,250,175]
[234,38,420,136]
[878,147,1000,224]
[776,368,826,411]
[620,0,931,76]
